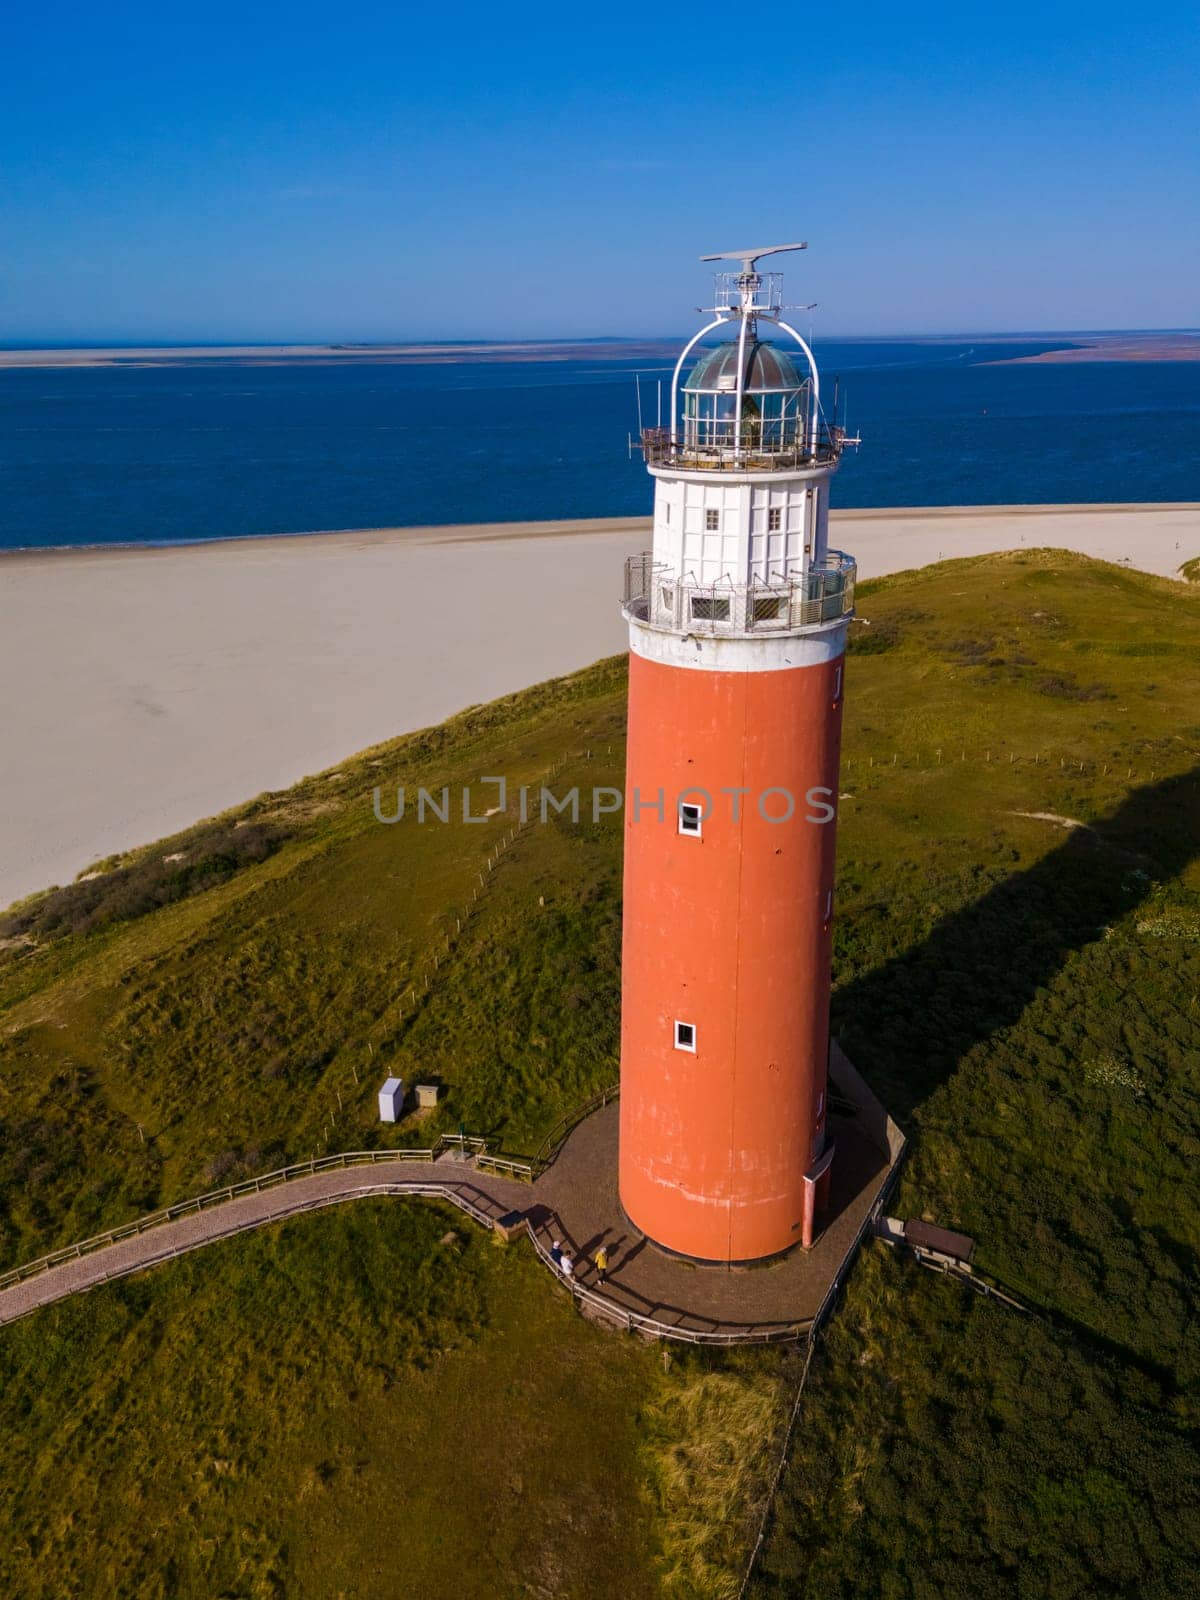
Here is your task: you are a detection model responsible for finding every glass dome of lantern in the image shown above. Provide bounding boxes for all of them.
[682,339,811,455]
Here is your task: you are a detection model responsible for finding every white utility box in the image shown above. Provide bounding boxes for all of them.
[378,1076,405,1123]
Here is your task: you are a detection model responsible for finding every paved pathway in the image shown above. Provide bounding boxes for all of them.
[0,1164,528,1328]
[0,1105,897,1342]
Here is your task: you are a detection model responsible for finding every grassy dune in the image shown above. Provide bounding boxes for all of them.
[1,547,1198,1596]
[753,552,1200,1597]
[0,662,630,1259]
[0,1201,665,1600]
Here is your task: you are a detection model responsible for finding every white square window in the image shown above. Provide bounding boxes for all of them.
[705,508,720,531]
[674,1020,696,1052]
[768,506,782,531]
[678,802,703,837]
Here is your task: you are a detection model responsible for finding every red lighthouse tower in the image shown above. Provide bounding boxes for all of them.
[618,244,857,1263]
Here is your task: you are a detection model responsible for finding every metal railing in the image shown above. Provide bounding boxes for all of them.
[524,1222,811,1347]
[623,549,856,636]
[0,1139,531,1294]
[0,1108,905,1352]
[0,1179,512,1329]
[0,1138,809,1345]
[640,423,845,471]
[711,269,784,314]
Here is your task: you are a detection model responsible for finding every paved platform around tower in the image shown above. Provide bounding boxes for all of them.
[532,1098,896,1340]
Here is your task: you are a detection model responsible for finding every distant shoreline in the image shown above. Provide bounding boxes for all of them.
[1,331,1196,370]
[0,340,676,370]
[2,502,1198,565]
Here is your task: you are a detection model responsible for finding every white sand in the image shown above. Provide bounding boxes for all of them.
[1,504,1196,910]
[833,502,1197,580]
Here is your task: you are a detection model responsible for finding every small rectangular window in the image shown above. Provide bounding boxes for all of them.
[678,802,702,837]
[824,890,833,920]
[691,595,730,623]
[768,506,782,531]
[674,1020,696,1052]
[705,507,720,531]
[664,502,672,524]
[833,665,843,699]
[752,595,783,623]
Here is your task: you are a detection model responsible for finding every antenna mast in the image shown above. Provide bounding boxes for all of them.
[699,241,808,323]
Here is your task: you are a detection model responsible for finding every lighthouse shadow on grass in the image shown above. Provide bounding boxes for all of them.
[832,764,1200,1125]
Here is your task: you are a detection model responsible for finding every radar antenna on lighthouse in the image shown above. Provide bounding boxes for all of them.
[699,240,808,265]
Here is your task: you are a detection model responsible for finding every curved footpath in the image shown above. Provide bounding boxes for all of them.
[0,1101,899,1344]
[0,1161,528,1330]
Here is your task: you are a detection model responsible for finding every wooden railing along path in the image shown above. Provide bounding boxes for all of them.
[0,1081,904,1353]
[531,1082,619,1174]
[0,1139,530,1298]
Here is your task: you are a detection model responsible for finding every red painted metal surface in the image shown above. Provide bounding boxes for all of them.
[619,648,846,1261]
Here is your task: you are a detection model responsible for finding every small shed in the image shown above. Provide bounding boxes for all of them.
[378,1076,405,1123]
[903,1219,976,1267]
[414,1083,440,1111]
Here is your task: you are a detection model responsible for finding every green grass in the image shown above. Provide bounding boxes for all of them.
[645,1352,794,1600]
[0,653,779,1599]
[748,550,1200,1596]
[0,1199,665,1599]
[1,547,1199,1597]
[0,1197,788,1600]
[1181,554,1199,582]
[750,1247,1200,1600]
[829,554,1200,1384]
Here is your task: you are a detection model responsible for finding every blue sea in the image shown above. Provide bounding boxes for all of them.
[0,339,1197,550]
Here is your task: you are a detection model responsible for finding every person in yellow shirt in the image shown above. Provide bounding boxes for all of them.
[594,1245,609,1285]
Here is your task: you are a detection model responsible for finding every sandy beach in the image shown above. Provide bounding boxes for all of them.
[1,503,1196,911]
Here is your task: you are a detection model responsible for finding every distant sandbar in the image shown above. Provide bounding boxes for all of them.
[0,340,680,371]
[4,331,1196,370]
[992,332,1200,364]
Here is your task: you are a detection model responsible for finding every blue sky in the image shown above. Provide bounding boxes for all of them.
[2,1,1196,341]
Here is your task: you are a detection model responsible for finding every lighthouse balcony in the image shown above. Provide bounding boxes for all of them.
[640,424,844,473]
[622,550,856,637]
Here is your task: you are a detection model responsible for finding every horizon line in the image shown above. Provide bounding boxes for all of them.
[3,327,1199,353]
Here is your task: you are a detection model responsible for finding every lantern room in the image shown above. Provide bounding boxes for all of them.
[682,339,812,454]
